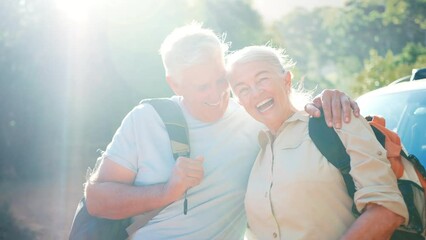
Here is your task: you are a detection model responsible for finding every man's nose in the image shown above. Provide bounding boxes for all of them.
[210,84,226,101]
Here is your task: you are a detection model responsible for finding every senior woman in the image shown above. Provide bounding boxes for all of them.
[226,46,408,240]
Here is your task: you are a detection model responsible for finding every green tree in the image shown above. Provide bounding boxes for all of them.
[189,0,269,50]
[352,43,426,95]
[269,0,426,95]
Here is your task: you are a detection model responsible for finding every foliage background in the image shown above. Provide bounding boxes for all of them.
[0,0,425,238]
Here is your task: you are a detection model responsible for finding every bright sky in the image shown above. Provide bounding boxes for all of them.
[253,0,345,23]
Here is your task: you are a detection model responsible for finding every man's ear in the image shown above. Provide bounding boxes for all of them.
[166,76,181,95]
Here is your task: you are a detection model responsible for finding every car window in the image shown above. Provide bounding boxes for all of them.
[357,90,426,165]
[358,92,408,131]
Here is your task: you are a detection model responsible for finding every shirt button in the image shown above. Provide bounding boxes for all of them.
[273,232,278,238]
[377,151,383,156]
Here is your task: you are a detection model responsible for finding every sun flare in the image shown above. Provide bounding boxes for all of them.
[54,0,98,23]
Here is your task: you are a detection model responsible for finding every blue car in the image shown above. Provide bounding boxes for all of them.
[356,68,426,165]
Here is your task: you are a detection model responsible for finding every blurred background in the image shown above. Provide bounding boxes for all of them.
[1,0,426,239]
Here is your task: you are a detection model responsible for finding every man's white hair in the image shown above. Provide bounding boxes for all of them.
[159,22,229,79]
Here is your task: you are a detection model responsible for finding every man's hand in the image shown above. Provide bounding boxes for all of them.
[165,156,204,200]
[305,89,360,128]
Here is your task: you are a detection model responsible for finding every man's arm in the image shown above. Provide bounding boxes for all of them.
[305,89,360,128]
[85,156,204,219]
[341,203,404,240]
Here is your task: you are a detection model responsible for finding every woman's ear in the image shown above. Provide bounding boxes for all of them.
[283,71,292,91]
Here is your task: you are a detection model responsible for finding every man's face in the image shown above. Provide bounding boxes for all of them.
[229,61,292,132]
[170,58,230,122]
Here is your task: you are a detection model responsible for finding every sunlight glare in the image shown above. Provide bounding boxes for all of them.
[54,0,98,24]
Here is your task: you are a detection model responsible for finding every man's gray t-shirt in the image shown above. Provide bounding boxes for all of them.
[105,96,263,239]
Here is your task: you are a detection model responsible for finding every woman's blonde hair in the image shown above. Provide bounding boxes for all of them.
[226,45,312,110]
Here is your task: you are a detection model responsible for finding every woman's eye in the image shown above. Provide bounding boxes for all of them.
[258,78,268,83]
[238,87,249,96]
[256,78,269,87]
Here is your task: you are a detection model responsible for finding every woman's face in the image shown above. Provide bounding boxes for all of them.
[228,61,294,133]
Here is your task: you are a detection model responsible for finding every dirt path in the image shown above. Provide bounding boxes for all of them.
[1,176,85,240]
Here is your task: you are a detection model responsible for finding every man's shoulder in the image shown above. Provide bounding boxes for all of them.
[125,101,168,124]
[134,96,180,111]
[131,102,156,116]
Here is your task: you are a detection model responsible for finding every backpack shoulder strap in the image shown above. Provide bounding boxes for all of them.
[125,98,190,237]
[310,113,426,236]
[365,116,386,147]
[308,111,356,199]
[140,98,190,159]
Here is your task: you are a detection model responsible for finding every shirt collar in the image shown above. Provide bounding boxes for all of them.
[258,110,309,149]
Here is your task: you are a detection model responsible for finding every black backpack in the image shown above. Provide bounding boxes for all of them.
[69,98,190,240]
[309,111,426,240]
